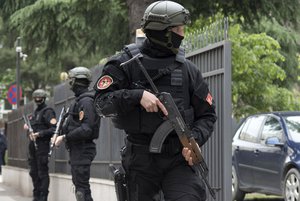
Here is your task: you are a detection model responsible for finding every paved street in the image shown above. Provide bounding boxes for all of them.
[0,175,32,201]
[0,173,286,201]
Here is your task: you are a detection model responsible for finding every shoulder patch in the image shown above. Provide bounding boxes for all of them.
[206,93,213,105]
[50,118,57,125]
[97,75,113,90]
[79,111,84,121]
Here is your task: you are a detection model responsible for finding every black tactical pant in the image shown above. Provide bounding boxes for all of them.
[69,141,96,201]
[28,140,50,198]
[122,141,206,201]
[71,165,93,201]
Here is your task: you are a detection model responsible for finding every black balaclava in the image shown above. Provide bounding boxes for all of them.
[34,98,45,107]
[70,78,89,97]
[145,28,184,54]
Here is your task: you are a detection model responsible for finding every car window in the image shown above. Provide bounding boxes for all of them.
[260,116,283,143]
[233,121,245,140]
[239,115,265,143]
[284,116,300,142]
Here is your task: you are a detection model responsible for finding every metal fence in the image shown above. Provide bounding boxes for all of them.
[6,18,231,201]
[48,65,127,178]
[183,18,231,201]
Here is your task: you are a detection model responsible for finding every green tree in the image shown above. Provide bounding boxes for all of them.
[4,0,300,61]
[0,16,17,100]
[0,0,127,97]
[1,0,300,109]
[244,17,300,89]
[8,0,128,57]
[230,24,299,119]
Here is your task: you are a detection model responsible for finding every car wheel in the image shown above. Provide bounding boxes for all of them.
[284,168,300,201]
[232,165,245,201]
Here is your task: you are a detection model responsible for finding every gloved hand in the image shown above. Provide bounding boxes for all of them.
[55,135,66,147]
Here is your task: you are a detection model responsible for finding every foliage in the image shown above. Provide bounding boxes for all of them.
[177,0,300,28]
[187,13,300,120]
[8,0,128,57]
[0,0,128,98]
[244,17,300,88]
[0,68,15,100]
[0,45,16,99]
[230,24,300,119]
[0,0,300,112]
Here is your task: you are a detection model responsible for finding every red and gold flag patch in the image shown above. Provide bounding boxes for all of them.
[97,75,113,90]
[206,93,213,105]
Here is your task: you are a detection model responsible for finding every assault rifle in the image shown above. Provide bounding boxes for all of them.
[48,106,69,157]
[23,114,37,150]
[121,53,217,199]
[150,92,216,199]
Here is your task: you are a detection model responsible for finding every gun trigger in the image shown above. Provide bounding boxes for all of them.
[158,110,167,119]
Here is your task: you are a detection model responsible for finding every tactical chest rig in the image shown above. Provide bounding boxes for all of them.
[112,44,194,136]
[31,106,53,133]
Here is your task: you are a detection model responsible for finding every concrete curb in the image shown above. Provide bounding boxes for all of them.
[2,166,117,201]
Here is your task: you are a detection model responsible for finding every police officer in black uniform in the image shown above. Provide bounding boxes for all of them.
[0,128,7,174]
[24,89,57,201]
[54,67,100,201]
[94,1,217,200]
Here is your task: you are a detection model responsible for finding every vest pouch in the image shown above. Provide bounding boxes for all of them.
[31,107,52,132]
[139,109,164,134]
[111,107,163,134]
[111,109,141,133]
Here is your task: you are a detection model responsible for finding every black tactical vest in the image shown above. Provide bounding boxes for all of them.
[66,92,99,140]
[31,106,53,132]
[112,44,194,134]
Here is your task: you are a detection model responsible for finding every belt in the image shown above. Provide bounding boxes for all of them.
[128,138,182,155]
[68,139,94,145]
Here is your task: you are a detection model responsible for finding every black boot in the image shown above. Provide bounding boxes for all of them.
[39,192,48,201]
[32,192,39,201]
[39,195,47,201]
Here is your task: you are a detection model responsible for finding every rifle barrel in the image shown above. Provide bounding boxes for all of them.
[48,107,69,158]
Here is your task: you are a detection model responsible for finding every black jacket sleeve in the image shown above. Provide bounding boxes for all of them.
[94,53,144,117]
[187,60,217,146]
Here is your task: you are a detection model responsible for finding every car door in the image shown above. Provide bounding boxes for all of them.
[252,115,285,194]
[232,115,266,188]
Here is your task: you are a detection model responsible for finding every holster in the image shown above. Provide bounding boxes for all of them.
[110,165,128,201]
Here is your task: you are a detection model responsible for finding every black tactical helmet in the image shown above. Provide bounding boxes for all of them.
[32,89,47,98]
[68,67,92,82]
[141,1,190,31]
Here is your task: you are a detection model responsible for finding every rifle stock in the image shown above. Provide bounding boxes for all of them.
[48,106,69,157]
